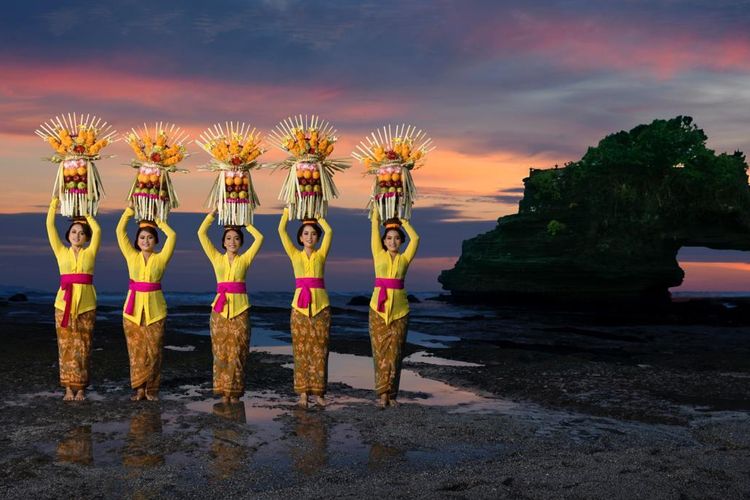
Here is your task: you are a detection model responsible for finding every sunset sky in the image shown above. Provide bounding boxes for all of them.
[2,1,750,292]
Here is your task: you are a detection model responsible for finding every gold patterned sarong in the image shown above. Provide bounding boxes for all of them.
[210,310,250,398]
[369,309,408,398]
[290,307,331,396]
[123,317,165,395]
[54,309,95,391]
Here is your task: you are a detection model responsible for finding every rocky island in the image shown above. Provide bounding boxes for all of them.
[440,116,750,302]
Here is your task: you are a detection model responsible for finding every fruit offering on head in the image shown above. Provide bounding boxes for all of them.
[293,161,324,198]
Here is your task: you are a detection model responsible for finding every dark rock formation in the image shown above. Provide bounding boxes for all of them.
[8,293,28,302]
[347,295,370,306]
[439,117,750,302]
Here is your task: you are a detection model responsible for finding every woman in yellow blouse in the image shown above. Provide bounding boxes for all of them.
[369,209,420,408]
[278,207,333,408]
[116,203,176,401]
[198,209,264,404]
[46,197,101,401]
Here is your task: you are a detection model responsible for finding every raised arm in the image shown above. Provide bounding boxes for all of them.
[156,218,177,264]
[46,198,65,257]
[371,208,382,257]
[197,212,220,262]
[116,208,138,259]
[318,216,333,258]
[85,213,101,255]
[243,222,265,264]
[401,219,420,262]
[277,208,296,258]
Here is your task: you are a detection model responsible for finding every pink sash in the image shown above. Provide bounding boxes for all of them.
[374,277,405,312]
[214,281,247,313]
[295,277,326,308]
[125,279,162,315]
[59,273,94,328]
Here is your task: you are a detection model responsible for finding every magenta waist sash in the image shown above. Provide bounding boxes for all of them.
[59,273,94,328]
[125,279,162,315]
[214,281,247,313]
[295,277,326,308]
[374,277,405,312]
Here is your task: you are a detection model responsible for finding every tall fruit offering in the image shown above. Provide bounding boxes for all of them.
[124,123,190,222]
[35,113,116,217]
[266,115,350,220]
[353,124,434,220]
[196,122,264,226]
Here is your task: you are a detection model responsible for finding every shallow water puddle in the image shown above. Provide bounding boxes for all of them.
[403,350,483,367]
[252,345,514,413]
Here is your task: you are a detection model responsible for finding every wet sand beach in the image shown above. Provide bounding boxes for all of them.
[1,294,749,499]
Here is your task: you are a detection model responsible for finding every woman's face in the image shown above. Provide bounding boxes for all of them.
[224,230,242,253]
[301,226,319,249]
[384,230,403,253]
[68,224,88,248]
[138,230,156,252]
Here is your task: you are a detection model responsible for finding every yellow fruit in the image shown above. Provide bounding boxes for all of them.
[391,173,400,182]
[296,169,304,178]
[76,166,87,176]
[138,173,148,183]
[225,177,234,186]
[149,174,159,183]
[303,170,312,179]
[233,177,242,186]
[242,177,249,185]
[312,170,320,179]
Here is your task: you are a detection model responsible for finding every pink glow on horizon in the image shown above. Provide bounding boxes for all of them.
[465,14,750,78]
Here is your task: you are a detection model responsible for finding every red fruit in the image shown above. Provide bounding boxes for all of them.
[300,178,308,186]
[64,176,72,183]
[386,150,398,160]
[73,175,80,182]
[231,157,242,166]
[150,152,162,162]
[379,181,386,187]
[146,182,153,189]
[308,148,315,154]
[73,145,85,154]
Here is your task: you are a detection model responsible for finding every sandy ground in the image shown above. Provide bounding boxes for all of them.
[0,298,749,499]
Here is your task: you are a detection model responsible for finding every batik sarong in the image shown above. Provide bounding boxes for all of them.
[368,309,408,398]
[290,307,331,396]
[123,317,165,395]
[55,309,95,391]
[210,310,250,398]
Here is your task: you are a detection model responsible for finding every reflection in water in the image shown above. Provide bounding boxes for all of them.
[368,442,404,470]
[290,408,328,476]
[123,407,164,468]
[211,402,248,480]
[56,425,93,465]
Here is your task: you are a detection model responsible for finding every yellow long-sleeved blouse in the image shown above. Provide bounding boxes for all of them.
[369,214,420,324]
[278,209,332,317]
[46,199,100,317]
[116,208,176,325]
[198,212,264,319]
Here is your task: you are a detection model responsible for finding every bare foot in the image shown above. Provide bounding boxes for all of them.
[388,398,399,407]
[145,392,159,401]
[131,388,146,401]
[229,396,240,404]
[298,393,308,409]
[377,394,388,409]
[221,395,230,404]
[74,390,85,401]
[315,395,326,408]
[63,387,74,401]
